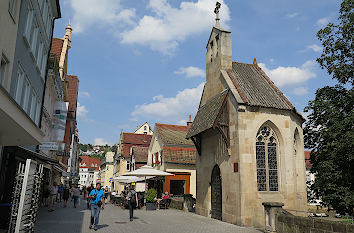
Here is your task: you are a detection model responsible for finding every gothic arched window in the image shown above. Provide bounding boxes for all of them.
[256,126,279,191]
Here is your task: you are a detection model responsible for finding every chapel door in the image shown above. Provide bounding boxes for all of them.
[211,165,222,220]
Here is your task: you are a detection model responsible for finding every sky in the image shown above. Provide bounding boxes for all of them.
[53,0,340,145]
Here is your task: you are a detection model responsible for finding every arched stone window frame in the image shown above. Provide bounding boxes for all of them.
[255,123,280,192]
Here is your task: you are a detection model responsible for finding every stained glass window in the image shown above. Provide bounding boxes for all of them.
[256,126,279,191]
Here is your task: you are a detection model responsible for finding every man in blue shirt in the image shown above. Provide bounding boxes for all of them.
[89,183,105,231]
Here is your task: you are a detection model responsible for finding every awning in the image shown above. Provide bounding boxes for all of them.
[17,146,59,163]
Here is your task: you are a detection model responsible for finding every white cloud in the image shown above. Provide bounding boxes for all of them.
[293,86,309,95]
[285,12,299,19]
[299,44,322,53]
[307,44,322,52]
[70,0,136,33]
[174,66,205,78]
[77,102,88,117]
[94,138,110,145]
[79,91,90,97]
[316,17,329,27]
[258,60,317,87]
[131,82,204,124]
[120,0,230,55]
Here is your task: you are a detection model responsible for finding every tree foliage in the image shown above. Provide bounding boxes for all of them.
[317,0,353,85]
[304,86,354,214]
[304,0,354,215]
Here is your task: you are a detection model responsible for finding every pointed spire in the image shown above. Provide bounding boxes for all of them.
[66,17,72,30]
[253,57,258,66]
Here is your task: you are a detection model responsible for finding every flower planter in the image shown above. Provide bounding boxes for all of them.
[146,202,157,210]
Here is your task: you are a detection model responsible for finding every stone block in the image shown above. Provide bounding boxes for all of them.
[310,229,325,233]
[314,219,333,232]
[346,224,354,233]
[331,222,346,232]
[294,216,313,228]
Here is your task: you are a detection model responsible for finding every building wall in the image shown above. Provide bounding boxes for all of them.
[196,99,307,228]
[0,0,21,92]
[134,122,153,135]
[10,0,55,126]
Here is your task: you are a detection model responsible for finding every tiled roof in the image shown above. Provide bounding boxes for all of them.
[186,90,228,138]
[79,156,101,170]
[122,133,152,145]
[227,62,293,110]
[66,75,79,114]
[163,146,196,164]
[51,38,63,59]
[305,151,311,169]
[155,123,194,146]
[121,133,152,158]
[132,146,148,162]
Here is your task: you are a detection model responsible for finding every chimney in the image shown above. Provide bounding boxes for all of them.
[187,115,193,128]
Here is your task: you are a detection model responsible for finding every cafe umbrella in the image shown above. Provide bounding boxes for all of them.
[122,165,174,192]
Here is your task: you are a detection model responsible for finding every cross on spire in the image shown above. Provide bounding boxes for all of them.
[214,1,221,27]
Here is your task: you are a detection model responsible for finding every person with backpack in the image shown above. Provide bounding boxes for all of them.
[88,183,105,231]
[126,183,138,222]
[87,184,94,209]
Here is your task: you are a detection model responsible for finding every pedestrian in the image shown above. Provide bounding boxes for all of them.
[53,183,59,202]
[72,185,80,208]
[58,183,64,202]
[48,182,56,212]
[88,183,105,231]
[43,182,50,207]
[126,183,138,222]
[87,184,94,209]
[63,185,70,207]
[104,186,109,203]
[83,186,87,200]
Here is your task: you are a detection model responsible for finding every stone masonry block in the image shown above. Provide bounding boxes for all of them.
[314,219,333,232]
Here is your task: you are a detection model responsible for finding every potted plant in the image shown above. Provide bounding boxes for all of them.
[145,188,157,210]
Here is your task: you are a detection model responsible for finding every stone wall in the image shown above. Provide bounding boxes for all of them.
[276,215,354,233]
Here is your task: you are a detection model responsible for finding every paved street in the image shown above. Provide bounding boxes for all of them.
[34,198,261,233]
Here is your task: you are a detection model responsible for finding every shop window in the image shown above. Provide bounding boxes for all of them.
[170,180,186,196]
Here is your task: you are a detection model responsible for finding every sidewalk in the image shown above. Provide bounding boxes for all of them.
[35,198,261,233]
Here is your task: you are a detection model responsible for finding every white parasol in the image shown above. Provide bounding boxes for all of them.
[123,165,174,192]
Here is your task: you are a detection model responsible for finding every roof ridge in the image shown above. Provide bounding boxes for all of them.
[200,89,228,108]
[232,61,253,65]
[156,123,188,128]
[226,70,248,103]
[123,132,152,136]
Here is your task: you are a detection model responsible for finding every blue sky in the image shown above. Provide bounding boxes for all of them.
[53,0,340,145]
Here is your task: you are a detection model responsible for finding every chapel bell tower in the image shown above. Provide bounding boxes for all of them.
[203,2,232,104]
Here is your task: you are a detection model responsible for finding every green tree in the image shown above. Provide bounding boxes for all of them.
[316,0,353,85]
[304,0,354,215]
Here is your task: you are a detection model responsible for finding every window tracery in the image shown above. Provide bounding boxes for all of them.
[256,126,279,191]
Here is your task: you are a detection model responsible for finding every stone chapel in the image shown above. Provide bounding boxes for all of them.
[186,4,307,228]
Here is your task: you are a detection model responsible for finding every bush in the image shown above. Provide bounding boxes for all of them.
[146,188,157,203]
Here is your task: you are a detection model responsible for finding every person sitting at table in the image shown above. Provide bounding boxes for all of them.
[157,192,170,209]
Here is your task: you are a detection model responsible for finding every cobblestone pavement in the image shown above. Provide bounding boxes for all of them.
[35,198,261,233]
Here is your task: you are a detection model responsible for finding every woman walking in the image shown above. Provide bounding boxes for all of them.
[63,185,70,207]
[72,185,80,208]
[126,183,138,221]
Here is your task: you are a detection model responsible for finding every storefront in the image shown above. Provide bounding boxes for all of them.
[163,172,191,196]
[0,146,58,230]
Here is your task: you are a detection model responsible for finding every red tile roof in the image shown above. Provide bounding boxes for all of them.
[121,133,152,158]
[305,151,312,169]
[66,75,79,114]
[79,156,101,170]
[155,123,194,146]
[163,146,196,164]
[155,123,190,132]
[132,146,149,162]
[122,133,152,144]
[51,38,63,59]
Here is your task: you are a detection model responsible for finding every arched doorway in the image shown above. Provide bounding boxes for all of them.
[211,165,222,220]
